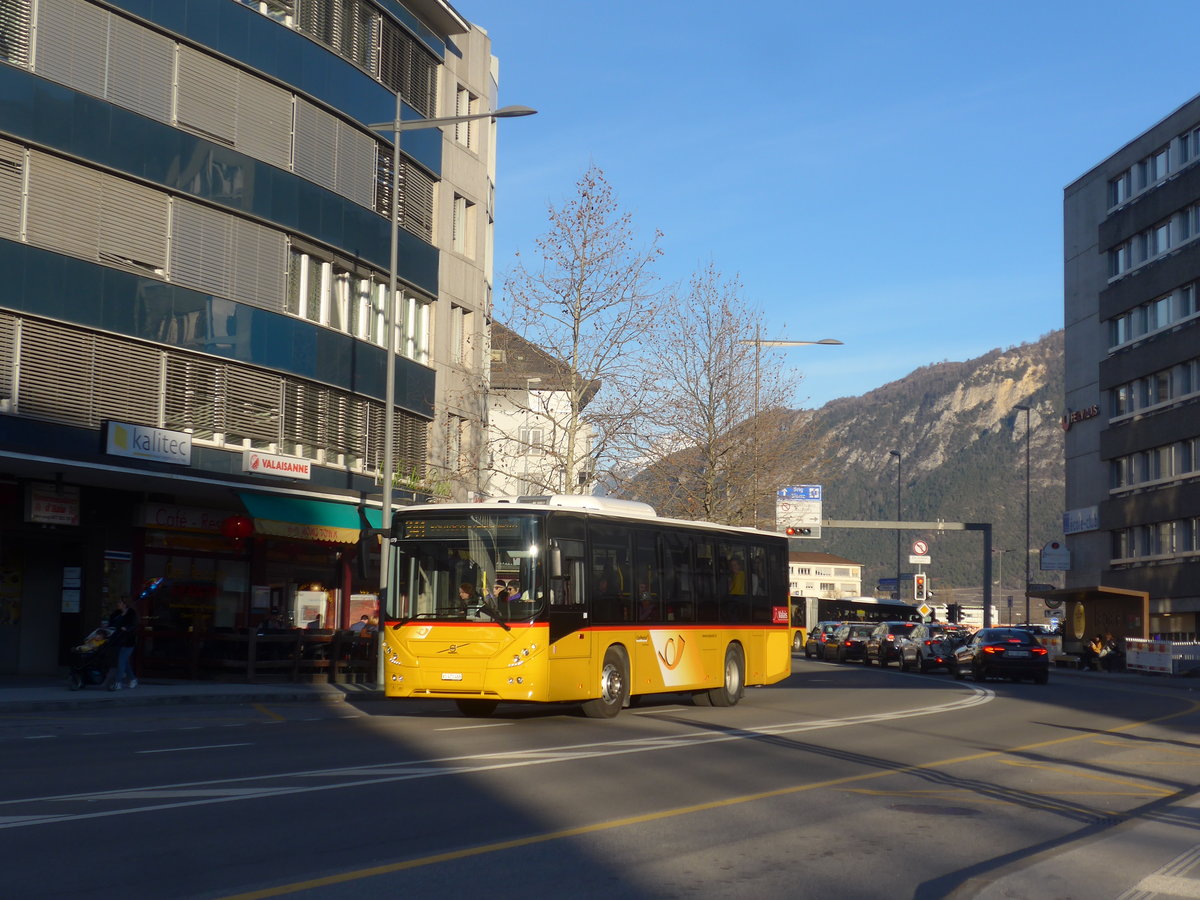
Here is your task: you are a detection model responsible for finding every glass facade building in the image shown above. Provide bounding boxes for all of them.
[0,0,501,672]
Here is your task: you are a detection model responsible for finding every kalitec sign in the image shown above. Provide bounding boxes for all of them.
[1060,405,1100,431]
[243,450,312,480]
[104,421,191,466]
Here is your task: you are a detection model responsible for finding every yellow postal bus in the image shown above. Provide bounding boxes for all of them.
[381,495,792,717]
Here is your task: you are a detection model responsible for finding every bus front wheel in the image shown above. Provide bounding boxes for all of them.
[581,647,629,719]
[699,643,745,708]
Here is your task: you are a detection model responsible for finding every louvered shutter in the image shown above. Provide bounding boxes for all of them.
[378,20,403,95]
[105,13,174,124]
[406,43,437,119]
[33,0,107,99]
[298,0,334,46]
[164,354,223,439]
[0,0,32,68]
[335,119,376,209]
[230,218,287,312]
[225,366,281,444]
[236,72,293,170]
[325,392,366,465]
[293,98,337,192]
[0,138,23,239]
[100,176,169,273]
[177,45,238,145]
[0,313,14,402]
[17,319,94,426]
[91,332,161,427]
[170,200,232,297]
[26,151,102,261]
[283,379,326,455]
[399,162,434,242]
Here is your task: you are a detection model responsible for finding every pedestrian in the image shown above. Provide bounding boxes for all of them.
[106,597,139,690]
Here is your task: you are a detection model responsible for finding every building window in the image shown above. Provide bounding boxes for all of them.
[454,86,479,149]
[518,427,545,456]
[452,194,476,257]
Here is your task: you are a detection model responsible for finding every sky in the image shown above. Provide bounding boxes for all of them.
[453,1,1200,408]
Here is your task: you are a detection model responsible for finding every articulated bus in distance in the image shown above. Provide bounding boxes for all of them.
[791,595,921,648]
[381,495,793,718]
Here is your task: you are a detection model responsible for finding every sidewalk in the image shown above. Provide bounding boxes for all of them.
[0,675,384,713]
[0,664,1194,714]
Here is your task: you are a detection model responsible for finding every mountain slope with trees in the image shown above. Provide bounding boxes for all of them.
[797,330,1065,605]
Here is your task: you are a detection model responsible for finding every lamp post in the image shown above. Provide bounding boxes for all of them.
[739,327,842,527]
[890,449,901,600]
[1014,404,1032,625]
[367,99,536,627]
[523,376,542,493]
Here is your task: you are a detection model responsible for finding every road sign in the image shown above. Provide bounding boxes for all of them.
[909,554,930,565]
[918,603,932,618]
[912,540,928,556]
[776,485,822,539]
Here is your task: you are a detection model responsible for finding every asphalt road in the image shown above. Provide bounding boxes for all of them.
[3,657,1199,899]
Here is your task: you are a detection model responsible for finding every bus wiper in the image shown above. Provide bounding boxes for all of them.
[478,603,511,631]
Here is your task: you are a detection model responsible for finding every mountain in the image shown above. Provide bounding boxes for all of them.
[796,330,1065,606]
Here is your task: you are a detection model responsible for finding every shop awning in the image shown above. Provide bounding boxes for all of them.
[238,493,382,544]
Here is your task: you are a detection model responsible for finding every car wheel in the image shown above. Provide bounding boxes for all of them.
[837,648,847,664]
[68,671,83,691]
[972,664,985,683]
[899,654,910,672]
[704,643,745,707]
[582,646,629,718]
[804,646,813,659]
[1035,672,1049,685]
[953,664,965,680]
[918,656,930,674]
[862,652,873,666]
[455,699,498,718]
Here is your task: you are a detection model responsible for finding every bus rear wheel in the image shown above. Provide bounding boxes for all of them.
[455,699,498,718]
[581,647,629,719]
[700,643,745,708]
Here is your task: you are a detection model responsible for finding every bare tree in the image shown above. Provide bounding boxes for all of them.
[620,263,823,526]
[499,165,663,494]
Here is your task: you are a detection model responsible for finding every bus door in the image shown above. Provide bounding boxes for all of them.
[547,540,588,649]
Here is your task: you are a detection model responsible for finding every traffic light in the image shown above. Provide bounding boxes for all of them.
[913,573,928,602]
[785,527,812,536]
[947,603,960,623]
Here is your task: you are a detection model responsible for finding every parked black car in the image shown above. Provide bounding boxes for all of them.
[865,621,919,666]
[823,623,876,663]
[952,627,1050,683]
[803,622,842,659]
[898,624,970,673]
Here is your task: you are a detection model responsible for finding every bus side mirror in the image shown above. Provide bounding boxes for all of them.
[549,545,562,579]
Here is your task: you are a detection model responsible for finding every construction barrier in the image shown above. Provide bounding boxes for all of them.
[1126,639,1200,676]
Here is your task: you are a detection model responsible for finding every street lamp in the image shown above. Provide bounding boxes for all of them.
[890,449,901,601]
[368,99,536,626]
[1013,404,1032,626]
[740,326,842,526]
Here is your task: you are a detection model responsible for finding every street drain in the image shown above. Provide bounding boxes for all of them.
[889,804,979,816]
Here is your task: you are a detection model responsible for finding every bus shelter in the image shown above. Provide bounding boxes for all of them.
[1027,584,1149,655]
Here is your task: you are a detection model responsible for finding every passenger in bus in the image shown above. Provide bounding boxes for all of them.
[728,558,746,595]
[637,585,657,621]
[459,583,481,616]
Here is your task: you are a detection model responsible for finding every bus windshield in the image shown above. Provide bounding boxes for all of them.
[393,513,544,622]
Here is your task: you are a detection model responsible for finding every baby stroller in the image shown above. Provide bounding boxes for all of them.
[68,626,114,690]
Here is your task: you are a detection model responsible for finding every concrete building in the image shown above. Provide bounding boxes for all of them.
[787,552,862,599]
[0,0,503,672]
[1063,94,1200,642]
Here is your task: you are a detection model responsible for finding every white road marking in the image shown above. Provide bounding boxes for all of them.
[136,743,254,755]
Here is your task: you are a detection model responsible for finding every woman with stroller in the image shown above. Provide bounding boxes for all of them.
[105,597,139,690]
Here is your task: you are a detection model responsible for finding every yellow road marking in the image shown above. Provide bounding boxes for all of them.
[219,697,1200,900]
[252,704,285,723]
[999,759,1173,794]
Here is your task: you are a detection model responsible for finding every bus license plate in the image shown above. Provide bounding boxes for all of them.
[441,672,463,681]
